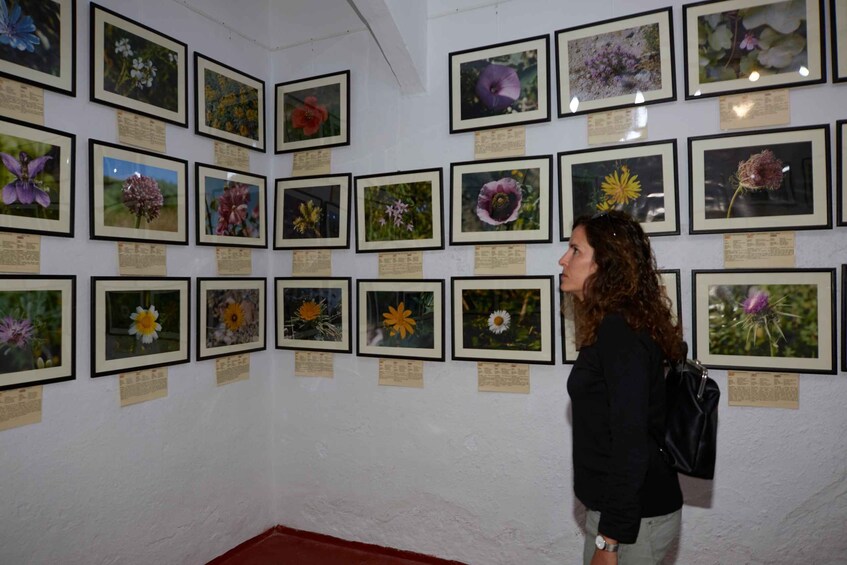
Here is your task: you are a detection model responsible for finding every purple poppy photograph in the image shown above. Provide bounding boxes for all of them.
[0,119,74,237]
[449,35,550,134]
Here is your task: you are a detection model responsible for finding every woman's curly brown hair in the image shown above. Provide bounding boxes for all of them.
[572,211,684,361]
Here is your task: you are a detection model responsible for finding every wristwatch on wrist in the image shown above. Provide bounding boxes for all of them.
[595,534,619,553]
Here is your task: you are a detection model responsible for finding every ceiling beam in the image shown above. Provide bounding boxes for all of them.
[348,0,427,94]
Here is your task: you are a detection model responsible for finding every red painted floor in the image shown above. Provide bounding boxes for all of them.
[209,526,466,565]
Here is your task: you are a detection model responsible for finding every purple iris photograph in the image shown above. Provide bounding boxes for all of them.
[459,49,538,120]
[0,134,62,222]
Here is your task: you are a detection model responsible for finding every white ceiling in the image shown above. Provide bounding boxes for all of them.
[181,0,510,51]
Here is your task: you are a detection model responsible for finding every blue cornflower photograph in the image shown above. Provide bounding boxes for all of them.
[0,0,61,75]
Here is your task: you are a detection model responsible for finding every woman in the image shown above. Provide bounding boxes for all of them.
[559,211,684,565]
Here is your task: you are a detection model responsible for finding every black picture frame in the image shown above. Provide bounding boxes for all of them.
[195,162,268,248]
[837,120,846,226]
[91,276,191,378]
[833,0,847,82]
[0,274,76,391]
[682,0,826,99]
[450,154,553,246]
[196,277,267,361]
[274,173,352,250]
[555,7,676,117]
[356,278,445,362]
[354,167,444,253]
[452,275,555,365]
[842,265,846,372]
[275,277,353,354]
[448,34,551,134]
[90,2,188,127]
[194,52,266,152]
[688,125,831,234]
[89,139,189,245]
[692,268,836,374]
[558,139,680,240]
[0,117,75,238]
[0,0,76,95]
[274,70,350,154]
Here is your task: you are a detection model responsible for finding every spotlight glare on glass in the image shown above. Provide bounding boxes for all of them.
[634,91,645,104]
[749,71,760,82]
[799,66,810,77]
[569,96,580,113]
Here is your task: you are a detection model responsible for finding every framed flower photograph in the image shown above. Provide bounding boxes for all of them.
[274,70,349,154]
[842,265,846,371]
[274,173,351,250]
[449,35,550,134]
[0,0,76,95]
[89,139,188,245]
[692,269,836,374]
[555,7,676,116]
[688,125,830,234]
[197,277,266,361]
[682,0,826,99]
[194,52,265,152]
[355,168,443,253]
[450,155,552,245]
[195,163,267,248]
[837,120,846,226]
[357,279,444,361]
[91,276,190,378]
[558,140,679,240]
[561,270,680,363]
[452,276,554,365]
[0,118,74,237]
[0,275,75,391]
[275,277,351,353]
[833,0,847,81]
[90,3,188,126]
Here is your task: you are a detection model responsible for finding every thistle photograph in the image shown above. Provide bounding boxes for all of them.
[0,275,74,391]
[196,164,266,248]
[708,283,818,358]
[195,53,265,151]
[556,8,675,115]
[449,35,550,133]
[275,71,349,153]
[0,0,74,94]
[0,119,74,237]
[560,141,679,239]
[689,126,829,233]
[451,155,551,245]
[92,277,190,378]
[452,276,554,364]
[683,0,824,98]
[356,169,442,252]
[692,269,835,373]
[357,279,443,361]
[276,278,351,353]
[198,278,265,360]
[90,140,187,244]
[91,4,187,125]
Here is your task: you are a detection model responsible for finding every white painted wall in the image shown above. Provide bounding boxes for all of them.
[2,1,845,564]
[270,1,847,564]
[0,1,275,564]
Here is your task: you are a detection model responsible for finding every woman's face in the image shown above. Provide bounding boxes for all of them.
[558,225,597,301]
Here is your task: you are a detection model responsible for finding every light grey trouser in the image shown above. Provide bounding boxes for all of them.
[582,508,681,565]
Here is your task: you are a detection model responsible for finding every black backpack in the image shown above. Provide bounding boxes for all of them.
[660,344,720,479]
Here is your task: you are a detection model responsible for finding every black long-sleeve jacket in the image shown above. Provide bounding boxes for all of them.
[568,313,683,543]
